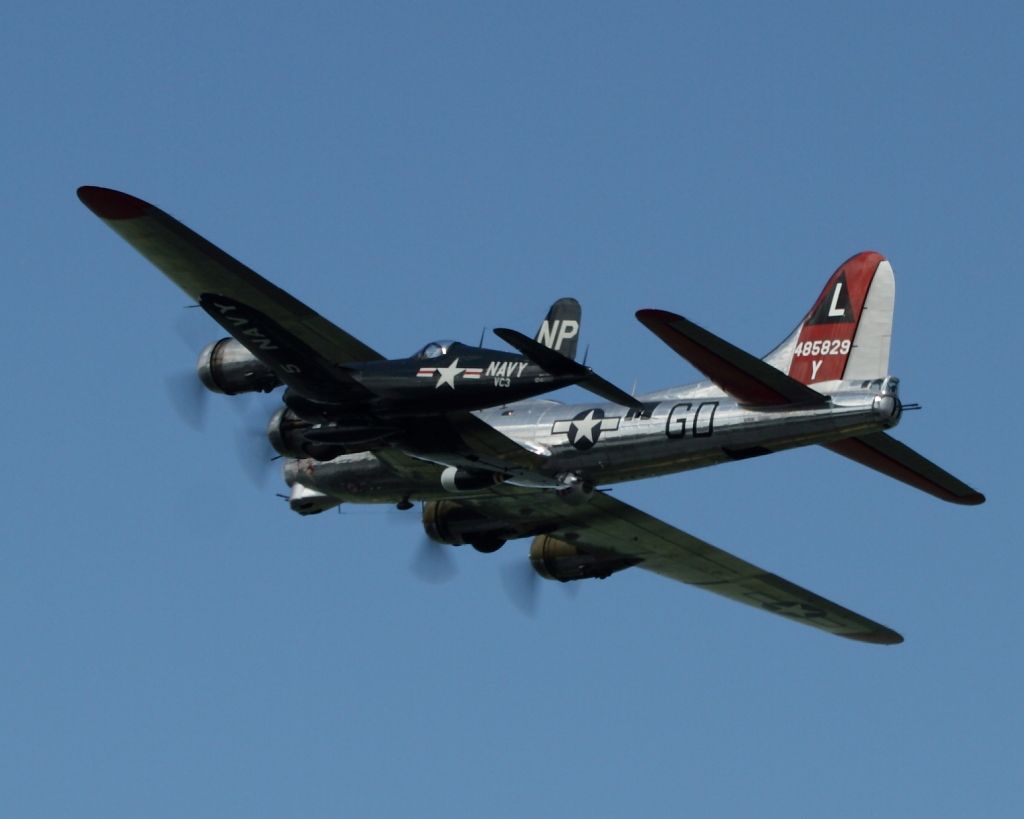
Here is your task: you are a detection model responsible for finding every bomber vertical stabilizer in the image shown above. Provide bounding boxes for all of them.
[763,252,895,387]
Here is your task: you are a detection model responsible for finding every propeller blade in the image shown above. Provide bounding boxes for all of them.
[500,559,540,617]
[236,429,277,488]
[167,307,216,430]
[234,401,280,488]
[412,535,458,584]
[165,369,208,430]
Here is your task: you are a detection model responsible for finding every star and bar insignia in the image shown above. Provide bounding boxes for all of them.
[551,408,622,450]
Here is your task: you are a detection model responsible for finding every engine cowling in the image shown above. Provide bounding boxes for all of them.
[267,407,314,459]
[423,499,539,553]
[529,534,641,582]
[267,408,402,461]
[197,338,280,395]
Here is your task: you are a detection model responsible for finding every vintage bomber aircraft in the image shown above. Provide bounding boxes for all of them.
[79,186,984,645]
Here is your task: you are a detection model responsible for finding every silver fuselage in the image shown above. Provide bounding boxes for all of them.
[287,378,901,505]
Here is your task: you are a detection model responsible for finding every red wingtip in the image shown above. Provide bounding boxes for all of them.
[77,186,151,220]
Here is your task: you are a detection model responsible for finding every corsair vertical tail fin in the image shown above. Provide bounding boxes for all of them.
[763,252,895,388]
[535,298,581,360]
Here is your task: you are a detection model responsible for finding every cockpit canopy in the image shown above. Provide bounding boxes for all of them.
[413,340,457,360]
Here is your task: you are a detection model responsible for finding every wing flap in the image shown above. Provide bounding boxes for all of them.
[636,308,828,406]
[824,432,985,505]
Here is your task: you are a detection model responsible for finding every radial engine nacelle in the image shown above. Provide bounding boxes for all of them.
[529,534,641,582]
[197,337,281,395]
[422,500,647,568]
[423,499,537,553]
[267,407,316,459]
[268,407,404,461]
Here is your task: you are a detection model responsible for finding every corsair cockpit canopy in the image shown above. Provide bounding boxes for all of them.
[414,340,456,360]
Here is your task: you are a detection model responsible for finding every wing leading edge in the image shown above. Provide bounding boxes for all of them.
[77,186,384,398]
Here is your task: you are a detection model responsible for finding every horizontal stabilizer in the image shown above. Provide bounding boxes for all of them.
[636,309,828,406]
[493,327,643,409]
[824,432,985,505]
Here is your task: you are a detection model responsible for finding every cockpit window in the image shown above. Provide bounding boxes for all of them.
[414,340,456,360]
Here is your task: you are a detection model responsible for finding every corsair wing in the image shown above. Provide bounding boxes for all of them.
[78,186,383,399]
[493,327,643,408]
[468,491,902,643]
[405,412,547,472]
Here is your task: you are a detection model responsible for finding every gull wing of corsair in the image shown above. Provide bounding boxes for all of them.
[76,186,637,469]
[79,187,984,644]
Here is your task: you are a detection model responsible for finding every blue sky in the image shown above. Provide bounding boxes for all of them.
[1,3,1018,817]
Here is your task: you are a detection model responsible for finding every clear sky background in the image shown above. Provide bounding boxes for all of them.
[1,3,1018,817]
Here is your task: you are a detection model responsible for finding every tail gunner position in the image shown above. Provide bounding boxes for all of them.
[79,186,984,645]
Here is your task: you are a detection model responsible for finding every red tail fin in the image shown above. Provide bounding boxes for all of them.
[766,252,895,386]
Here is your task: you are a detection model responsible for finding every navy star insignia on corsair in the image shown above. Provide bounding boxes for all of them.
[416,358,483,389]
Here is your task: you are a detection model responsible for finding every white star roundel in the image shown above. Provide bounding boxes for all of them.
[433,358,466,389]
[551,408,622,450]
